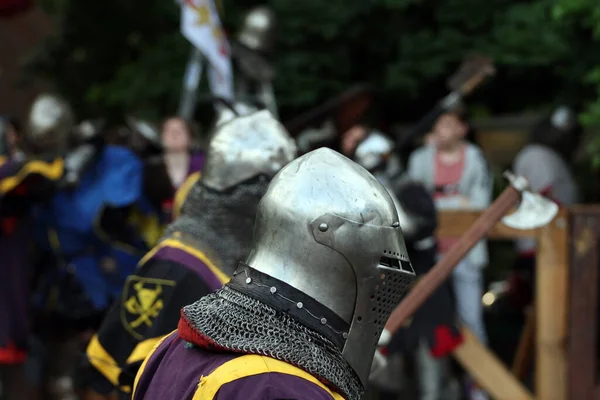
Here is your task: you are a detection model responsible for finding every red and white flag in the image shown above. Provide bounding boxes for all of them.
[181,0,234,101]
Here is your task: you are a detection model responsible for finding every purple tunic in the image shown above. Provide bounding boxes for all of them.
[187,152,205,177]
[162,152,205,223]
[0,220,32,363]
[133,332,344,400]
[0,158,36,363]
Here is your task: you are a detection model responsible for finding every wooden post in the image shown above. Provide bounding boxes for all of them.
[512,307,535,380]
[437,210,573,400]
[453,328,534,400]
[568,208,600,400]
[536,212,569,400]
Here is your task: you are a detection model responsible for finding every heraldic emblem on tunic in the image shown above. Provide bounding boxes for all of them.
[121,276,176,340]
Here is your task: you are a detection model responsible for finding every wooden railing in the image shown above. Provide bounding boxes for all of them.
[436,208,572,400]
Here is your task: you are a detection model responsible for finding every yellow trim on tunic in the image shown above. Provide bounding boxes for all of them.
[86,335,163,394]
[173,171,202,220]
[86,335,127,390]
[138,236,229,285]
[193,354,345,400]
[132,331,176,398]
[127,209,163,248]
[126,337,163,366]
[0,158,64,194]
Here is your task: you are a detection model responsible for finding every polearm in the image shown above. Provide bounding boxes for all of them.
[177,0,233,119]
[396,55,495,149]
[383,173,558,336]
[178,47,204,120]
[258,80,278,119]
[176,0,205,120]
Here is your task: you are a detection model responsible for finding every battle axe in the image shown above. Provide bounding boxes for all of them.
[382,171,558,337]
[370,172,557,396]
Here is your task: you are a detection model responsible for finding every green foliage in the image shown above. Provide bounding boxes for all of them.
[25,0,600,137]
[552,0,600,169]
[32,0,190,120]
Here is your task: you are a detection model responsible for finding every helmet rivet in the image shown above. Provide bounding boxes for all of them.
[245,278,252,284]
[270,286,277,294]
[320,318,327,325]
[342,332,348,339]
[392,221,400,228]
[296,302,303,309]
[319,223,328,232]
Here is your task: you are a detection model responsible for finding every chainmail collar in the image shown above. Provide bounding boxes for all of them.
[179,265,363,400]
[163,179,267,276]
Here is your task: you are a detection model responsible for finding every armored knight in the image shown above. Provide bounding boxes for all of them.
[353,130,435,244]
[12,95,157,400]
[131,148,416,400]
[511,106,581,306]
[231,5,278,117]
[0,94,73,400]
[84,109,296,399]
[351,131,463,396]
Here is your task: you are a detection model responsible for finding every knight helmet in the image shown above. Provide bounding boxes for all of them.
[236,5,277,54]
[26,93,74,154]
[354,130,395,172]
[201,109,296,192]
[245,148,416,386]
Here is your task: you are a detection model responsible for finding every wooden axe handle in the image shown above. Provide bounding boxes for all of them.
[458,72,489,96]
[385,185,521,334]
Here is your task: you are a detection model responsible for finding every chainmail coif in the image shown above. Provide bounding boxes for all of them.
[181,285,364,400]
[164,177,268,276]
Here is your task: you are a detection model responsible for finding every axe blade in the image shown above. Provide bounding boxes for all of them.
[501,191,559,230]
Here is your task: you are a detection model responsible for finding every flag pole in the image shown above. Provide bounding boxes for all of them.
[178,47,204,119]
[178,0,234,117]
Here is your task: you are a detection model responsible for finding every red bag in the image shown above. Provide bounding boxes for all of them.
[0,0,32,18]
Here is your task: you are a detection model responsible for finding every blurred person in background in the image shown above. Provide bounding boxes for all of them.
[0,96,75,400]
[135,116,205,227]
[83,108,296,400]
[118,116,205,248]
[423,131,437,147]
[0,116,24,161]
[407,111,492,400]
[231,5,279,116]
[340,123,368,157]
[21,95,152,400]
[352,128,463,400]
[511,106,581,307]
[161,117,204,199]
